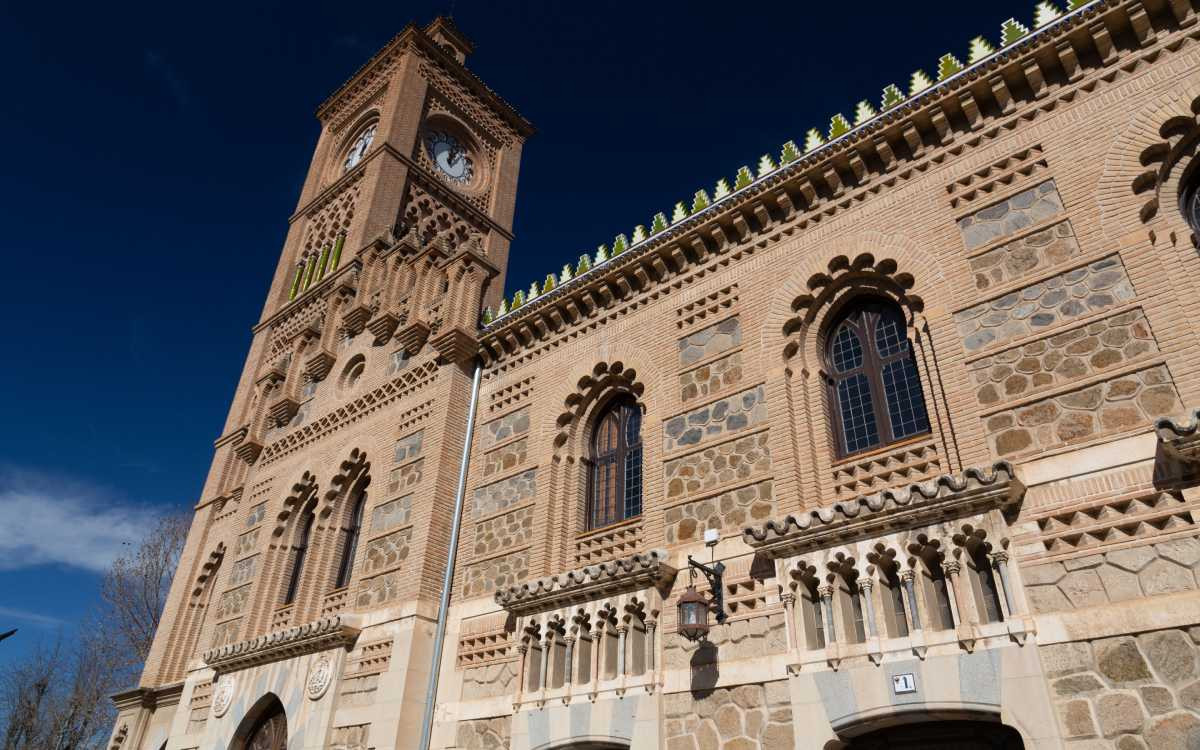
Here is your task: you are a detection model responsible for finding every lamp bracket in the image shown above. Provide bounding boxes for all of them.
[686,556,727,624]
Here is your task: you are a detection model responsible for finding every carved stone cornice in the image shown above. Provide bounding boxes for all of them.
[743,462,1024,557]
[1157,408,1200,466]
[202,615,360,674]
[495,549,677,616]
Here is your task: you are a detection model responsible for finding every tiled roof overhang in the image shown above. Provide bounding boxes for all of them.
[495,549,677,616]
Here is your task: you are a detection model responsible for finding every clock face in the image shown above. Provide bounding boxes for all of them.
[424,130,474,185]
[343,123,377,173]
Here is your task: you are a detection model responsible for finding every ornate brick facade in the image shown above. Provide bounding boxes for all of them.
[111,5,1200,750]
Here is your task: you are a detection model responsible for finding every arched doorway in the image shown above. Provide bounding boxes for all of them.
[847,720,1023,750]
[234,695,287,750]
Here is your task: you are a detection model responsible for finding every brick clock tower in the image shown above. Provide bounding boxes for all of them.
[119,17,533,750]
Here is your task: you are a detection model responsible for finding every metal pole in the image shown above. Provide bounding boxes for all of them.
[418,360,482,750]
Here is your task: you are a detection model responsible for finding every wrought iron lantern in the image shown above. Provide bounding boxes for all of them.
[676,555,727,642]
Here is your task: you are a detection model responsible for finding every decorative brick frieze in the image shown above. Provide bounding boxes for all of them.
[472,506,533,557]
[677,316,741,366]
[664,480,775,545]
[1027,490,1196,559]
[361,529,411,576]
[969,309,1159,407]
[957,178,1065,250]
[472,469,535,518]
[664,431,771,500]
[574,519,642,566]
[954,255,1137,353]
[663,384,766,452]
[984,365,1182,458]
[831,440,942,502]
[479,406,529,450]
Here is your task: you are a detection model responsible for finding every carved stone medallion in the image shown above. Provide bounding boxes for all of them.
[211,676,236,718]
[306,654,333,700]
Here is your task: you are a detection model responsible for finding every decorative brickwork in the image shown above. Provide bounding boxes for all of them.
[1031,491,1196,556]
[954,256,1136,352]
[482,437,526,477]
[664,480,774,544]
[679,351,744,404]
[678,316,741,366]
[472,469,535,518]
[957,179,1065,250]
[663,681,794,750]
[362,529,411,576]
[473,507,533,556]
[969,309,1159,407]
[370,495,412,532]
[480,407,529,450]
[664,433,771,500]
[663,384,766,452]
[1025,535,1200,613]
[463,550,529,598]
[984,366,1182,458]
[969,219,1080,291]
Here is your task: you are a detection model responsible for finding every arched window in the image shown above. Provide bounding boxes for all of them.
[1181,167,1200,233]
[586,395,643,530]
[333,488,366,590]
[826,299,930,457]
[283,509,314,606]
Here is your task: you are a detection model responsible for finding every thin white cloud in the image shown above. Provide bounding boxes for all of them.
[0,606,66,628]
[0,468,163,573]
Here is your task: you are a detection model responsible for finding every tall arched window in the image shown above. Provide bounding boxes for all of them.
[283,509,314,606]
[586,395,643,530]
[1181,166,1200,233]
[826,298,930,457]
[333,488,366,590]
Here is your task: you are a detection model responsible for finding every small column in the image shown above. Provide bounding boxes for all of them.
[818,584,837,643]
[857,578,879,638]
[564,636,576,687]
[616,625,629,677]
[900,569,922,631]
[942,560,966,627]
[780,592,799,652]
[538,635,551,694]
[991,550,1018,618]
[514,643,529,706]
[645,620,657,673]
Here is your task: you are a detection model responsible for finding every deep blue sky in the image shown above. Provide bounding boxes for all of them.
[0,0,1024,660]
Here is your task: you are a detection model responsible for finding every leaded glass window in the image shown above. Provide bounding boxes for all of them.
[283,509,314,605]
[825,299,931,457]
[333,488,366,590]
[586,395,643,529]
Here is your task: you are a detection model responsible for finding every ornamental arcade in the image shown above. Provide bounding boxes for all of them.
[110,3,1200,749]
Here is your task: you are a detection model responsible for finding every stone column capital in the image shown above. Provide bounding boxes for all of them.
[857,578,874,594]
[781,592,798,606]
[818,584,835,601]
[943,560,962,576]
[990,550,1010,565]
[900,568,917,583]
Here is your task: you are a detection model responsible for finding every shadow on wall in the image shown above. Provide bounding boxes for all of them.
[689,641,719,697]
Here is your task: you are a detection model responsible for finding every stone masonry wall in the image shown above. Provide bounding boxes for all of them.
[371,494,412,532]
[480,407,529,451]
[462,550,529,598]
[954,256,1136,352]
[664,433,771,501]
[983,365,1182,458]
[663,612,788,670]
[387,459,424,494]
[957,179,1065,250]
[663,680,794,750]
[356,570,401,608]
[969,309,1159,407]
[969,219,1081,292]
[678,316,741,366]
[679,351,744,404]
[1024,536,1200,614]
[473,506,534,557]
[664,480,775,544]
[361,528,411,576]
[1041,627,1200,748]
[455,718,510,750]
[482,437,527,477]
[461,662,518,701]
[663,385,766,452]
[472,470,536,518]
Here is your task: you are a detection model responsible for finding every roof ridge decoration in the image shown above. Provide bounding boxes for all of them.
[202,614,361,674]
[494,548,677,616]
[481,0,1105,327]
[742,462,1024,557]
[1157,407,1200,466]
